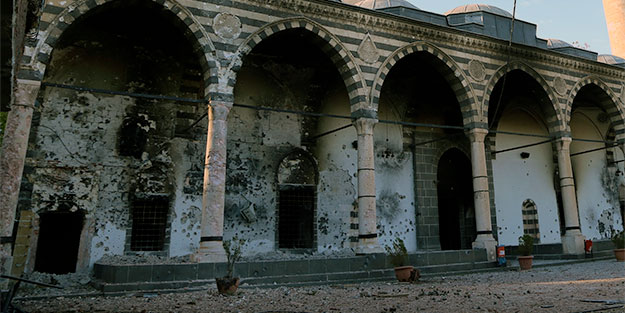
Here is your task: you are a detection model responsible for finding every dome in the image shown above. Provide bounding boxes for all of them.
[351,0,418,10]
[598,54,625,65]
[445,4,512,18]
[547,39,573,49]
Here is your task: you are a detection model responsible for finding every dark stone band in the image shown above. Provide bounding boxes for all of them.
[359,233,378,239]
[565,226,580,231]
[476,230,492,235]
[0,236,13,244]
[200,236,223,242]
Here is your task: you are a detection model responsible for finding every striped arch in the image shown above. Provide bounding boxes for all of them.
[606,125,617,166]
[370,42,478,127]
[482,61,563,136]
[565,76,625,142]
[227,17,368,113]
[17,0,219,98]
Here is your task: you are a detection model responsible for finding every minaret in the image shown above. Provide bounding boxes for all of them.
[603,0,625,58]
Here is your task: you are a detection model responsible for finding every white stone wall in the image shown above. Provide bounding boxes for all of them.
[493,108,561,246]
[570,109,624,239]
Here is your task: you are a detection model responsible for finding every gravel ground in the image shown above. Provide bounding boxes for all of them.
[11,260,625,313]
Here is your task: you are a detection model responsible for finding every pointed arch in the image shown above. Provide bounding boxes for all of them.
[18,0,219,98]
[370,41,478,127]
[566,76,625,142]
[482,61,563,135]
[226,17,368,113]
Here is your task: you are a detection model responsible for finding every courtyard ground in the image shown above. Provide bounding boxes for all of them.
[11,259,625,313]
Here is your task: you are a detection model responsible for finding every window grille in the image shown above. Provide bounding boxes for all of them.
[130,197,169,251]
[278,186,315,249]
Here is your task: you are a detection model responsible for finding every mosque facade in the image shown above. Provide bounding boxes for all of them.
[1,0,624,275]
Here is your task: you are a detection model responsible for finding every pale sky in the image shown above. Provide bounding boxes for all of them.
[407,1,612,56]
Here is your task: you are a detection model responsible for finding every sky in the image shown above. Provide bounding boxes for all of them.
[407,0,612,55]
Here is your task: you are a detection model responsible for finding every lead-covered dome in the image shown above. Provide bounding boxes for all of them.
[349,0,418,10]
[445,4,512,18]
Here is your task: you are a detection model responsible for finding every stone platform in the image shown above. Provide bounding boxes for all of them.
[92,249,495,293]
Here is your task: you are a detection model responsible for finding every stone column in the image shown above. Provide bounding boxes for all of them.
[0,79,40,280]
[353,117,383,254]
[556,137,585,255]
[468,128,497,261]
[194,100,232,263]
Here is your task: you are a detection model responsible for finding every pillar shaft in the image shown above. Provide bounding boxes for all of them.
[353,118,382,254]
[0,79,40,279]
[194,100,231,263]
[556,137,585,254]
[468,128,497,261]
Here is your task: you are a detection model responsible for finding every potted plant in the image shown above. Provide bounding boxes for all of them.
[216,236,245,295]
[611,230,625,262]
[517,234,534,270]
[385,237,419,282]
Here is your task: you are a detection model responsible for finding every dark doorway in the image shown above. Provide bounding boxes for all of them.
[278,186,315,249]
[437,149,476,250]
[34,211,85,274]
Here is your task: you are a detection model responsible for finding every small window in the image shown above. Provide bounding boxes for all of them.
[522,199,540,243]
[130,197,169,251]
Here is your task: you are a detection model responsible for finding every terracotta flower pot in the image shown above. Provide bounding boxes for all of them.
[518,255,533,270]
[614,249,625,262]
[216,277,240,295]
[394,266,419,282]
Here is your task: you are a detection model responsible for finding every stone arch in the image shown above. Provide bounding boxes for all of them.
[370,41,478,127]
[18,0,219,98]
[482,61,562,135]
[566,76,625,142]
[227,17,367,113]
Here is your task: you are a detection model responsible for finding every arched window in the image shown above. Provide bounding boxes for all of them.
[522,199,540,243]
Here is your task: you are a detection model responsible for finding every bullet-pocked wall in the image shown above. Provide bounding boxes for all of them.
[490,70,562,246]
[20,0,208,271]
[227,28,356,254]
[376,51,470,251]
[570,84,625,239]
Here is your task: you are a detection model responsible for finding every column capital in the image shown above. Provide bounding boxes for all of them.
[353,117,377,136]
[14,79,41,108]
[209,100,232,121]
[467,127,489,142]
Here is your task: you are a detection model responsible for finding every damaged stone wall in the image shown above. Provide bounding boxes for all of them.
[226,31,357,254]
[571,108,624,239]
[21,4,207,270]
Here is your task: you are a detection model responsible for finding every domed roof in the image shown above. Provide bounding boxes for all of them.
[598,54,625,65]
[445,4,512,18]
[351,0,418,10]
[547,39,573,49]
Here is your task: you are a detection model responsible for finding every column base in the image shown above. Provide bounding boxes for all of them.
[193,241,227,263]
[561,230,585,255]
[472,234,497,262]
[355,237,384,255]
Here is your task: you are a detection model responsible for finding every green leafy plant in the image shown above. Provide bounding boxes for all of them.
[612,230,625,249]
[518,234,534,256]
[222,236,246,278]
[385,237,408,267]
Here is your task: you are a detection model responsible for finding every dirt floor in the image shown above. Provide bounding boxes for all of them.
[10,259,625,313]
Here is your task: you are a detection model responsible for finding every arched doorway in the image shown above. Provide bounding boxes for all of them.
[34,210,85,274]
[436,148,475,250]
[276,150,318,250]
